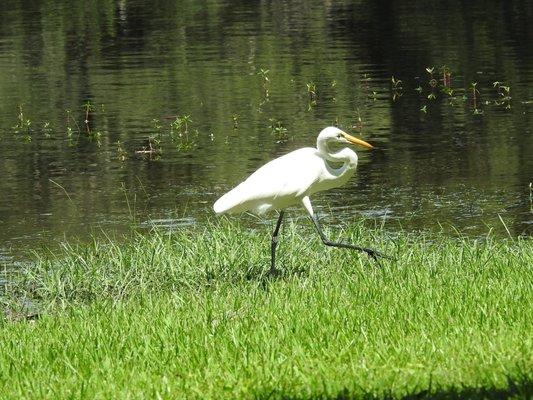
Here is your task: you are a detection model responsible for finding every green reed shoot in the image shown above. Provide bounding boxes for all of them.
[12,105,32,141]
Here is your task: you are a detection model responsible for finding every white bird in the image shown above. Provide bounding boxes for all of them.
[214,126,387,274]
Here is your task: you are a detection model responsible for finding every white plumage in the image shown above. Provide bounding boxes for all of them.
[213,126,383,273]
[214,126,372,216]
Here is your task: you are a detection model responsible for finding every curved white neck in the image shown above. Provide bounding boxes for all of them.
[317,140,358,171]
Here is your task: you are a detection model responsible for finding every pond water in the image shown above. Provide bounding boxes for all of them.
[0,0,532,263]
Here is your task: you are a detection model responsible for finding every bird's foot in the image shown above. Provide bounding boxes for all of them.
[267,267,281,278]
[364,248,394,263]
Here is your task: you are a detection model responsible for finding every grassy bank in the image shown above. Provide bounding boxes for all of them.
[1,220,532,399]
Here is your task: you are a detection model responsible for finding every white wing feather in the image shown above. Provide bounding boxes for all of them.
[213,148,325,214]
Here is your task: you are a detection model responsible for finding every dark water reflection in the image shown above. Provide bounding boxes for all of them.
[0,0,531,262]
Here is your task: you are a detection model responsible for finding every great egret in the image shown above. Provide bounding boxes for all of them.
[214,126,387,274]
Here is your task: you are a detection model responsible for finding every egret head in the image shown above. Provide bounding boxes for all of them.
[317,126,374,149]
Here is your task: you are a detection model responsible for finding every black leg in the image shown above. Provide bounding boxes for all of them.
[270,211,285,274]
[310,214,390,262]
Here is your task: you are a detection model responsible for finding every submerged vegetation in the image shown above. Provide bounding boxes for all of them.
[3,66,519,160]
[1,221,532,398]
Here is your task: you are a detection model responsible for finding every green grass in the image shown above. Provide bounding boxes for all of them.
[1,220,532,399]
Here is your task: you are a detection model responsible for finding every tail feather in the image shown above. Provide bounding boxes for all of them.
[213,187,244,214]
[213,195,231,214]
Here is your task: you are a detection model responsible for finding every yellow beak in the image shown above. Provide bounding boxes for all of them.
[341,131,374,149]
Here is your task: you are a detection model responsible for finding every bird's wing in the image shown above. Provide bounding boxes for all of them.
[213,148,324,214]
